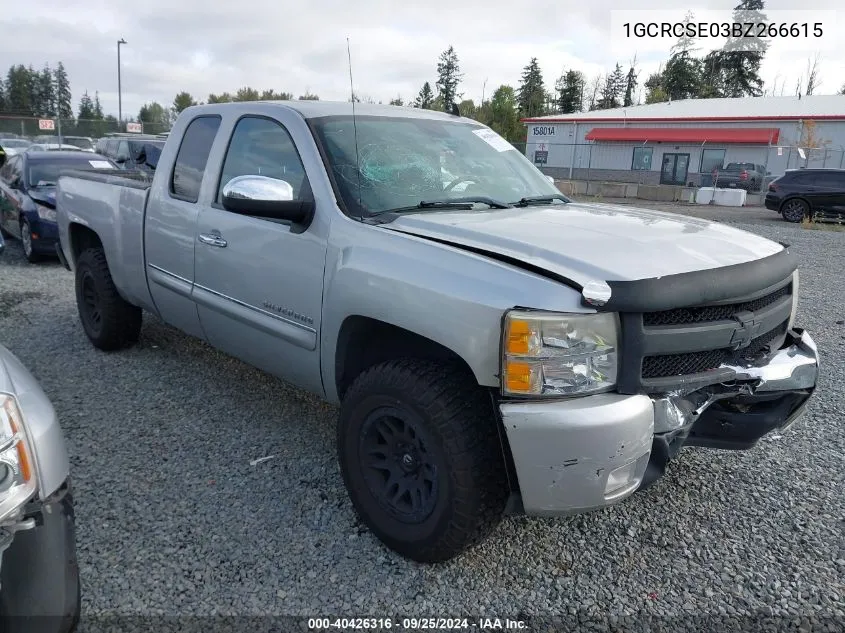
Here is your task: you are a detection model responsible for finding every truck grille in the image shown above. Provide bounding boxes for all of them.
[643,283,791,326]
[641,320,789,379]
[616,278,795,394]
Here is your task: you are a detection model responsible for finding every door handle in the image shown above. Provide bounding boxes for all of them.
[198,232,227,248]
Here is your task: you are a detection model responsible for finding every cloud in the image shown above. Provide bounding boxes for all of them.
[1,0,843,119]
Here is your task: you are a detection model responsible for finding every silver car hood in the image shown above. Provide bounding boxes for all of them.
[382,202,784,286]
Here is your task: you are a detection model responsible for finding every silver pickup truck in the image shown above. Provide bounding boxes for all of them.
[56,102,819,563]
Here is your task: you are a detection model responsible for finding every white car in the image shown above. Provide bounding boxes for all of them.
[0,140,32,157]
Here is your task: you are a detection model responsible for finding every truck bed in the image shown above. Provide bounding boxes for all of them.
[57,169,156,311]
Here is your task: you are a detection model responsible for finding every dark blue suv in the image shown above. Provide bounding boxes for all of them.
[0,150,116,263]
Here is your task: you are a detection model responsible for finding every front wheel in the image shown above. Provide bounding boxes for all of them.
[338,359,507,563]
[20,219,41,263]
[781,198,809,223]
[74,247,142,350]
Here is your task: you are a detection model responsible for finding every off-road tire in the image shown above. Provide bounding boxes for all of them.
[74,247,142,350]
[338,359,508,563]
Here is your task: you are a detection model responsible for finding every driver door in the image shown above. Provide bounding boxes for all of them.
[192,113,326,395]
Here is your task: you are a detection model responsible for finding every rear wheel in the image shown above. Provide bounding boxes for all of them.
[781,198,808,223]
[337,359,507,563]
[20,219,41,263]
[74,247,142,350]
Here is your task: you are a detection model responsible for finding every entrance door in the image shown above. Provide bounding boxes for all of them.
[660,153,690,185]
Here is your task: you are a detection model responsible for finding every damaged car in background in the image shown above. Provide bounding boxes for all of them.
[55,101,820,563]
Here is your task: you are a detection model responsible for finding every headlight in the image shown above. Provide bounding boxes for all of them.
[36,206,57,222]
[502,310,619,397]
[0,394,37,523]
[788,270,799,330]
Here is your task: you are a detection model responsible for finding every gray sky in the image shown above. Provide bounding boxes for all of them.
[2,0,843,119]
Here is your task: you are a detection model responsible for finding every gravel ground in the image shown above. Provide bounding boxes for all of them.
[0,208,843,630]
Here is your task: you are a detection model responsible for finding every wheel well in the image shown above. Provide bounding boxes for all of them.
[335,316,475,400]
[68,224,103,264]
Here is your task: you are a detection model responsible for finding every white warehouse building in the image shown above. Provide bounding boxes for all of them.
[522,94,845,187]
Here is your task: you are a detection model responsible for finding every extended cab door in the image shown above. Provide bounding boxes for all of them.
[144,115,222,339]
[192,113,327,395]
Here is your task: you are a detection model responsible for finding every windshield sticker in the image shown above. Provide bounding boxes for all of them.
[473,128,515,152]
[88,160,112,169]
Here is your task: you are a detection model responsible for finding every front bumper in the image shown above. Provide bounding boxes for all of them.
[501,328,819,516]
[28,219,59,255]
[0,480,79,633]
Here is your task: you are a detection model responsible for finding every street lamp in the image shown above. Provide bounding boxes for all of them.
[117,38,127,129]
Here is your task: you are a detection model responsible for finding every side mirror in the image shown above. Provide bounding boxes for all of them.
[221,175,313,224]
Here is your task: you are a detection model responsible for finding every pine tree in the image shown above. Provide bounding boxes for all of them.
[644,70,667,104]
[5,65,33,115]
[662,12,702,100]
[388,95,404,106]
[77,91,94,119]
[53,62,73,120]
[234,87,260,101]
[173,91,197,114]
[38,64,55,116]
[699,51,726,98]
[623,58,639,106]
[556,70,585,114]
[720,0,768,97]
[435,46,463,109]
[517,58,546,118]
[413,82,434,109]
[597,63,625,109]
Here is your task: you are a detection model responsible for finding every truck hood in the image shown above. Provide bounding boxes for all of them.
[382,202,784,286]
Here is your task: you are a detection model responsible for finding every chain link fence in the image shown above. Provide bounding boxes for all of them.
[0,115,170,140]
[521,141,845,193]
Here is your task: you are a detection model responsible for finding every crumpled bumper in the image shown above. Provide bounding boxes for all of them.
[500,328,819,516]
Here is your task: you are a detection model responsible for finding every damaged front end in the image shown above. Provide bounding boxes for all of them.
[642,328,819,489]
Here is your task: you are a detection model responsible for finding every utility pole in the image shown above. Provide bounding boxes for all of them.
[117,38,127,130]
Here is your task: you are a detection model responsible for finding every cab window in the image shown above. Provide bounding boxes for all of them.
[217,116,310,203]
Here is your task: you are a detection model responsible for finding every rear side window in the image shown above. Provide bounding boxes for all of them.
[170,116,221,203]
[816,172,845,188]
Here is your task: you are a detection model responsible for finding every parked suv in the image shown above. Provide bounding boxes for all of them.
[94,137,164,172]
[765,168,845,223]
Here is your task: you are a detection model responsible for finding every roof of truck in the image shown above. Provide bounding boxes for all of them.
[185,100,474,123]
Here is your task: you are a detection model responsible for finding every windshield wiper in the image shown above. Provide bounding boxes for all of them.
[367,196,512,218]
[33,180,57,188]
[512,194,570,207]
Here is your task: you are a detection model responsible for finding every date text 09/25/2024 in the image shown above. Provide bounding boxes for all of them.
[307,618,528,630]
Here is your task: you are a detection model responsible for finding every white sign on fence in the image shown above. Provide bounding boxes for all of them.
[38,119,55,130]
[777,147,783,156]
[125,122,143,133]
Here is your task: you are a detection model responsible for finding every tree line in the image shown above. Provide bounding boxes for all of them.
[2,0,843,142]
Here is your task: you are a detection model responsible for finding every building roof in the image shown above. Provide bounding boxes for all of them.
[523,94,845,123]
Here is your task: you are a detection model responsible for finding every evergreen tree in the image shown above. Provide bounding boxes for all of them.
[556,70,585,113]
[488,85,521,142]
[207,92,233,103]
[388,95,404,106]
[172,91,197,114]
[720,0,768,97]
[517,58,546,118]
[258,90,293,100]
[623,59,639,106]
[234,87,260,101]
[662,12,702,100]
[435,46,463,109]
[0,82,5,113]
[597,63,625,109]
[6,65,33,115]
[53,62,73,120]
[644,70,667,104]
[38,64,55,116]
[413,82,434,109]
[699,51,726,98]
[76,91,95,135]
[93,92,104,119]
[298,91,319,100]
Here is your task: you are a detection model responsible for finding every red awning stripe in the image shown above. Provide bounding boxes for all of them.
[583,127,780,144]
